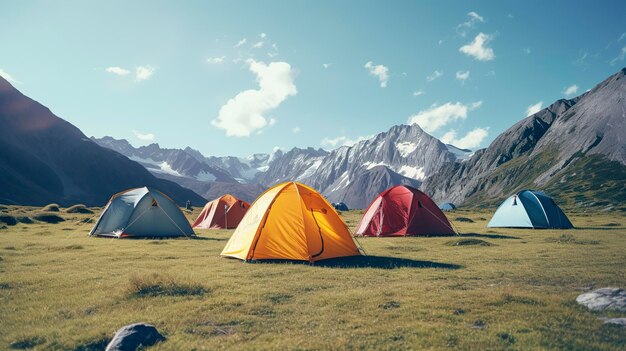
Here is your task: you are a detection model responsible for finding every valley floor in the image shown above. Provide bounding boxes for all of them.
[0,207,625,350]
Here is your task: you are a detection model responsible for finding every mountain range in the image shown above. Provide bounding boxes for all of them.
[2,68,625,210]
[0,77,205,206]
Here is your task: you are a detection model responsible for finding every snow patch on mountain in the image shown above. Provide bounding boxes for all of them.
[446,144,474,161]
[398,165,426,180]
[196,171,217,182]
[364,161,388,170]
[396,141,418,157]
[299,159,323,179]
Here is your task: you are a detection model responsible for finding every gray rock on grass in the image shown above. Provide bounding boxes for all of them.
[105,323,165,351]
[576,288,626,312]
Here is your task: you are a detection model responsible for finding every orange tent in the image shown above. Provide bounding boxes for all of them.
[221,182,361,262]
[192,194,250,229]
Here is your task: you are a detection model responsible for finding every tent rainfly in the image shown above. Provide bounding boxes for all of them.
[90,187,194,238]
[355,185,455,237]
[192,194,250,229]
[221,182,361,262]
[488,190,573,229]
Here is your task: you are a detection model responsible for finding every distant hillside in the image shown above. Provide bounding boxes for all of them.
[422,68,626,211]
[0,77,206,206]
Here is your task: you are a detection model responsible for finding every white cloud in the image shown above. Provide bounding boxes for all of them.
[321,135,373,148]
[619,33,626,42]
[440,127,489,149]
[268,117,277,126]
[292,126,301,134]
[0,69,21,84]
[610,45,626,65]
[408,101,482,133]
[524,48,531,55]
[507,13,514,19]
[563,84,579,97]
[253,41,264,48]
[235,38,247,47]
[456,11,485,37]
[573,51,588,66]
[135,65,155,81]
[455,70,470,83]
[412,90,424,97]
[105,66,131,76]
[526,101,543,117]
[426,70,443,82]
[133,130,155,141]
[438,39,444,46]
[487,70,496,76]
[206,56,226,64]
[260,33,266,38]
[322,63,331,69]
[212,59,297,137]
[459,33,495,61]
[364,61,389,88]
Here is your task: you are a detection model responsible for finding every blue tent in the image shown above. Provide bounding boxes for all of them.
[333,202,349,211]
[439,202,456,211]
[488,190,573,229]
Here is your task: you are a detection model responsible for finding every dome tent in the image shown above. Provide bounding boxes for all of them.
[192,194,249,229]
[221,182,361,262]
[355,185,455,237]
[439,202,456,211]
[90,187,194,238]
[488,190,573,229]
[333,202,349,211]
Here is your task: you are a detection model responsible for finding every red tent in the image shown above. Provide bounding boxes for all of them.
[192,194,250,229]
[355,185,455,236]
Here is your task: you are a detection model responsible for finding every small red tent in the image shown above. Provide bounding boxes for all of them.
[192,194,250,229]
[355,185,455,236]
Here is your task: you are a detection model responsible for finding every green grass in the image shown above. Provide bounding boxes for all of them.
[0,206,624,350]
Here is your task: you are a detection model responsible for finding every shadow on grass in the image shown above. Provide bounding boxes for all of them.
[316,256,462,269]
[191,236,228,241]
[458,232,520,240]
[573,227,624,231]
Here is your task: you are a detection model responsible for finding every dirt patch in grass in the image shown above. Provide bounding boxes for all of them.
[492,293,544,306]
[49,245,84,251]
[72,336,110,351]
[126,273,208,298]
[9,336,46,349]
[266,293,292,304]
[66,205,94,214]
[0,215,18,226]
[42,204,60,212]
[379,301,401,310]
[32,213,65,224]
[545,234,600,245]
[446,239,493,246]
[454,217,475,223]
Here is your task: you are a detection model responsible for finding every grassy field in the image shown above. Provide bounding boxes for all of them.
[0,205,625,350]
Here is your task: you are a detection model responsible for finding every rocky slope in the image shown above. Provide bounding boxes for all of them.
[422,68,626,210]
[0,77,206,206]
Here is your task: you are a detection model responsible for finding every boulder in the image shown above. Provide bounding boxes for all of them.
[105,323,165,351]
[576,288,626,312]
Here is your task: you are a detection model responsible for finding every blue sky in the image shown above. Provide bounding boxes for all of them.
[1,0,625,157]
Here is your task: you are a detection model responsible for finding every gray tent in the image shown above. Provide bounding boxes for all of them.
[90,187,195,238]
[439,202,456,211]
